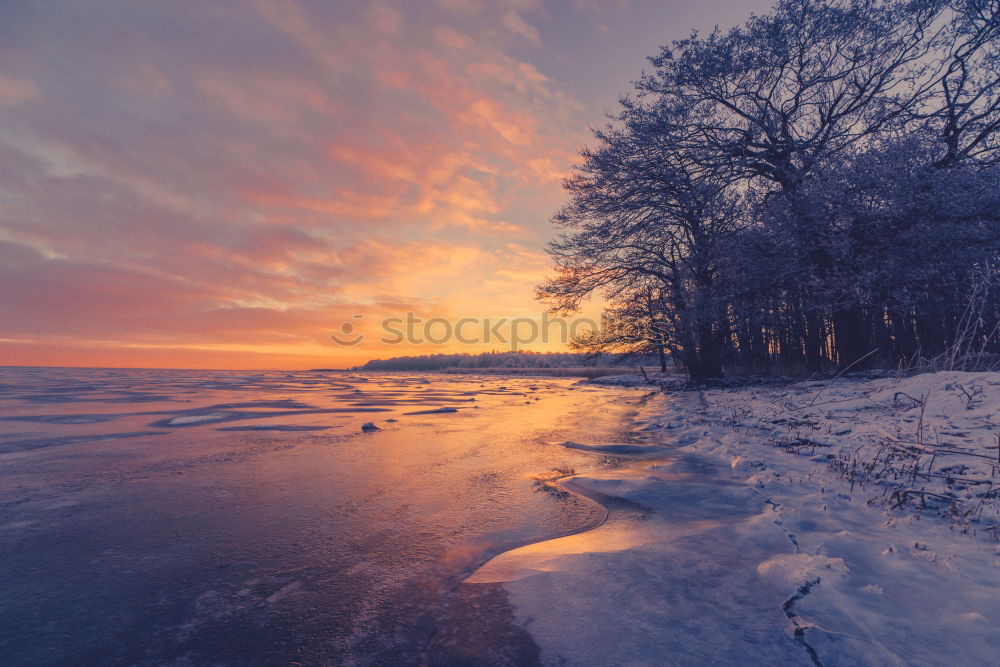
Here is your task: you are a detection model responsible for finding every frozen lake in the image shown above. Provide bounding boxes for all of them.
[0,368,644,665]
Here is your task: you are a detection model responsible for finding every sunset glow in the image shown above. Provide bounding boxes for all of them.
[4,3,1000,664]
[1,0,773,368]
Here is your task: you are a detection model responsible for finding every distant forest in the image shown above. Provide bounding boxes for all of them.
[353,351,650,371]
[540,0,1000,380]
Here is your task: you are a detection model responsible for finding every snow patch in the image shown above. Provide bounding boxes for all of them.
[757,553,849,586]
[168,413,228,425]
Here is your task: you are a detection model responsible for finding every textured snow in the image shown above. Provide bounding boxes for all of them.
[472,371,1000,665]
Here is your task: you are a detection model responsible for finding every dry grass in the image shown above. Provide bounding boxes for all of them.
[711,377,1000,540]
[820,392,1000,538]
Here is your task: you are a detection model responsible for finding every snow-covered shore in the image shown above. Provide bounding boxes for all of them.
[699,371,1000,533]
[469,371,1000,665]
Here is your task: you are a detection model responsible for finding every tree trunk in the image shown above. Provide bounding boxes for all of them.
[688,324,724,381]
[657,342,668,372]
[894,310,919,363]
[832,307,870,370]
[804,310,825,373]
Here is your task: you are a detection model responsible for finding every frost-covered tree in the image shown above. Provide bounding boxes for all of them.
[542,0,1000,378]
[638,0,952,370]
[538,102,744,380]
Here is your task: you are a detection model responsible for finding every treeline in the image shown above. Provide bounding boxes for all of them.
[540,0,1000,380]
[354,351,641,371]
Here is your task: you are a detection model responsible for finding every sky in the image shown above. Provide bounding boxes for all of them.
[0,0,775,369]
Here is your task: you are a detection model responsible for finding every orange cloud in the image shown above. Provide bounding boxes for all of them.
[0,0,596,369]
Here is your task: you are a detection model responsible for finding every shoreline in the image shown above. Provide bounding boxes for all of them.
[425,391,661,665]
[422,478,612,665]
[454,370,1000,665]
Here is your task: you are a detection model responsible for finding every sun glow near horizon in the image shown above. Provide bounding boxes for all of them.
[0,0,774,369]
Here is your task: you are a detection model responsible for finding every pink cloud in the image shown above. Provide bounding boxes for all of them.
[0,0,591,368]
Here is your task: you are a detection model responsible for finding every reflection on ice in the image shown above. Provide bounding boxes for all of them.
[467,519,660,584]
[0,367,640,665]
[553,440,663,455]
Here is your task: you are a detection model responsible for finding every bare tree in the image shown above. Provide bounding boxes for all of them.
[542,0,1000,379]
[640,0,949,370]
[539,103,744,380]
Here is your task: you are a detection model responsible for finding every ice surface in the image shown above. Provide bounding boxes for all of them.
[403,407,460,415]
[554,440,663,455]
[0,368,637,665]
[6,367,997,664]
[467,371,1000,665]
[168,412,229,425]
